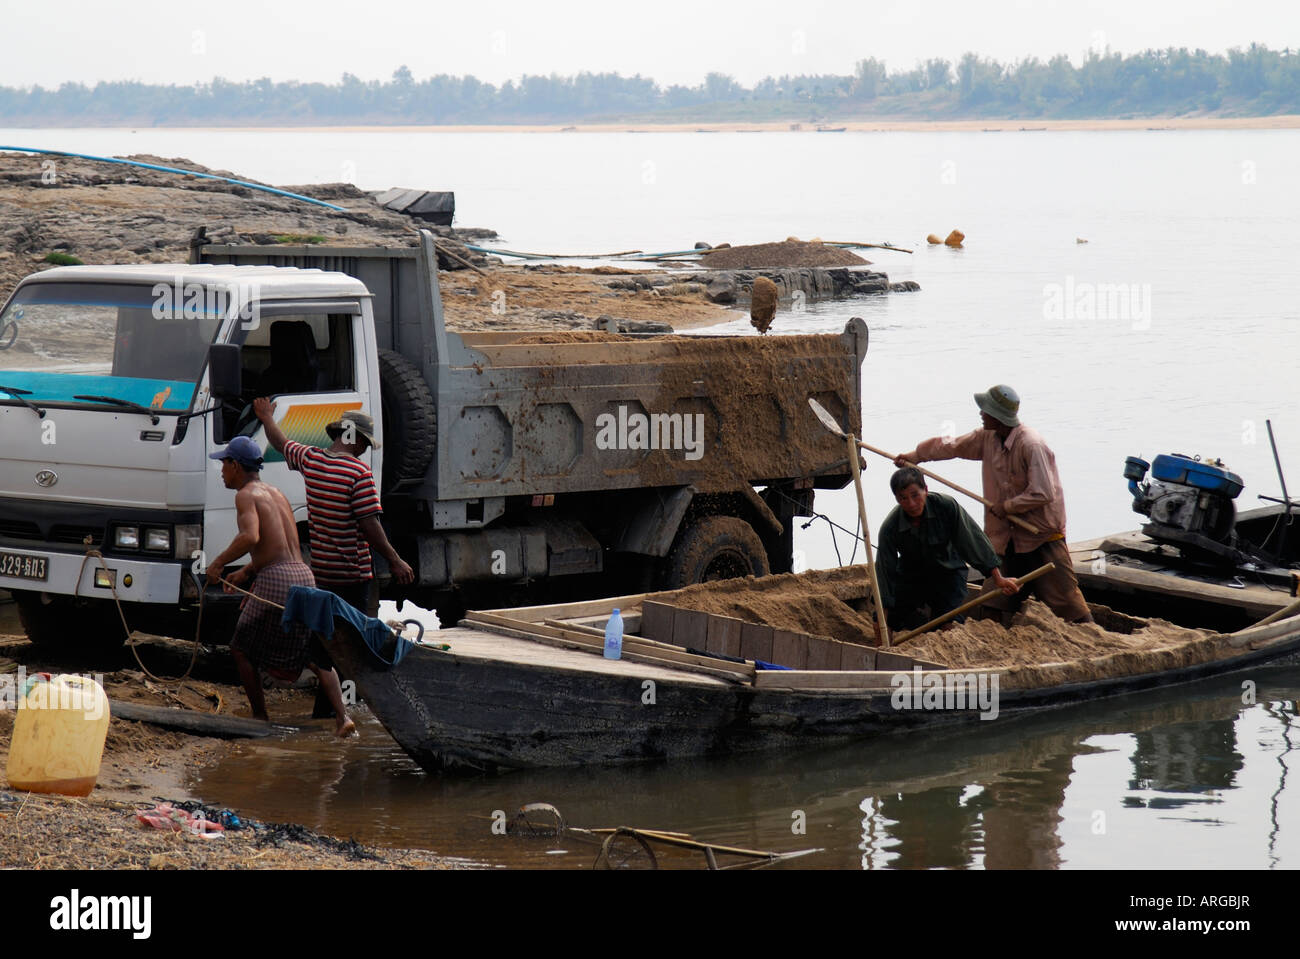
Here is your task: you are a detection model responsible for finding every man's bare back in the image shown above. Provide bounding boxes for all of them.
[235,480,303,571]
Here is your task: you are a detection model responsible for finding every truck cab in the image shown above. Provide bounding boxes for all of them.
[0,263,378,644]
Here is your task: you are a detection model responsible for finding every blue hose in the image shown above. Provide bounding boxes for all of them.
[0,146,347,212]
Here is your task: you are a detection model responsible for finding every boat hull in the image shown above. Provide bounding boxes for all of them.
[325,613,1300,774]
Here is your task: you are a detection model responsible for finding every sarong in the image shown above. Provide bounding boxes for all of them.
[231,561,317,672]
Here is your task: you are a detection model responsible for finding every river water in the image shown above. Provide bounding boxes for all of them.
[5,126,1299,867]
[189,666,1300,869]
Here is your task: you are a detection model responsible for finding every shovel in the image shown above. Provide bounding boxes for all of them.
[892,562,1056,645]
[807,400,892,646]
[807,398,1039,535]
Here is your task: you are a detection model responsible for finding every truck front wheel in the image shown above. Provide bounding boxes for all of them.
[12,591,128,651]
[662,516,770,589]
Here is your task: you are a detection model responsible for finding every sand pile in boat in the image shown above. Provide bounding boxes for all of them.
[700,240,867,269]
[659,569,878,643]
[899,600,1214,669]
[658,569,1221,675]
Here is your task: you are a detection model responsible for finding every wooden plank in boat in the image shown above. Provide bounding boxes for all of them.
[771,629,807,669]
[672,608,710,650]
[840,644,876,671]
[565,612,643,633]
[707,614,744,658]
[487,592,650,623]
[440,626,734,685]
[1075,561,1282,616]
[753,663,949,690]
[473,610,695,655]
[876,650,917,671]
[806,636,842,671]
[466,611,757,679]
[740,622,774,663]
[544,619,603,637]
[460,618,752,683]
[640,601,674,643]
[753,670,898,690]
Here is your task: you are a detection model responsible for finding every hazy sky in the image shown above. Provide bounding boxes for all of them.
[3,0,1297,88]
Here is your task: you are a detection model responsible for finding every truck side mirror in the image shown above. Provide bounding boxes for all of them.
[208,344,242,400]
[208,344,242,444]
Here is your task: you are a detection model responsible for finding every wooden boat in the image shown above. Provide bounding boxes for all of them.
[322,559,1300,774]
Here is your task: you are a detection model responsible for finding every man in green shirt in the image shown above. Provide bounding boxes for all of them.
[878,467,1020,631]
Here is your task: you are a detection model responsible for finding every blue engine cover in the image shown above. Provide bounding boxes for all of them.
[1150,454,1244,498]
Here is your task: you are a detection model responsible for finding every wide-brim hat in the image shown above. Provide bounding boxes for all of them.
[974,384,1021,427]
[327,410,381,449]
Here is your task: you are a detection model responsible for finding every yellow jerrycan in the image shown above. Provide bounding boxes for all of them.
[6,673,111,796]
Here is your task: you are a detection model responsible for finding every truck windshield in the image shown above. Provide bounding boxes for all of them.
[0,281,222,412]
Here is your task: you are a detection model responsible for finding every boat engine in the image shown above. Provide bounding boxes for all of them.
[1124,454,1247,563]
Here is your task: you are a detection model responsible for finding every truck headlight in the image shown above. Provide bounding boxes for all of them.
[144,527,171,553]
[114,526,140,550]
[175,524,202,560]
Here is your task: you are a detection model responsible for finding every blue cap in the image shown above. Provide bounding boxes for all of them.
[210,435,264,471]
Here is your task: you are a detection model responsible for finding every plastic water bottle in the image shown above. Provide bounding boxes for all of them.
[604,609,624,660]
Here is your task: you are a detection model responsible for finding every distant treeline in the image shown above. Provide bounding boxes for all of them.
[3,44,1298,124]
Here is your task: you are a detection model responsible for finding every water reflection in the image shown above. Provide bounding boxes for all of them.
[191,668,1300,869]
[1262,700,1297,868]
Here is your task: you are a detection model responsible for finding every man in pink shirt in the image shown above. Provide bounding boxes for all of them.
[895,384,1093,624]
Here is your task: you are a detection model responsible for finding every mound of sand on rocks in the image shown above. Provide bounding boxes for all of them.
[700,240,867,270]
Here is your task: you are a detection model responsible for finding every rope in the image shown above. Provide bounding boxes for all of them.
[218,576,285,610]
[770,485,876,566]
[75,548,201,685]
[0,146,348,211]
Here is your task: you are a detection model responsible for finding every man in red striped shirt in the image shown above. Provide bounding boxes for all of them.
[254,399,415,615]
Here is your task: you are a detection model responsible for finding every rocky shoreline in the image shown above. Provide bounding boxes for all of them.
[0,151,913,331]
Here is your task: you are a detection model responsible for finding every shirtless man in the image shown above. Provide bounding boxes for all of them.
[206,435,355,735]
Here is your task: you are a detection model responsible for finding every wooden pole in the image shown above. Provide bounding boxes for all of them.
[847,432,891,647]
[892,563,1056,646]
[855,439,1040,536]
[824,241,915,254]
[432,240,489,276]
[1235,594,1300,633]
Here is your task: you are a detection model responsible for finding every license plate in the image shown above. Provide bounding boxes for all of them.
[0,551,48,581]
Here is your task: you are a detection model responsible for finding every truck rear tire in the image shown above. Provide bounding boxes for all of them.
[662,516,770,589]
[378,350,437,493]
[12,591,128,651]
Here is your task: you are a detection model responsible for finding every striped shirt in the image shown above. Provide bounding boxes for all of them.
[283,441,382,584]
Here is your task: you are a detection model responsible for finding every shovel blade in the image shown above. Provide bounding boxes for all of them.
[808,397,847,438]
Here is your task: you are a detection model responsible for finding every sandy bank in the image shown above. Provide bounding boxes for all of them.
[0,633,464,869]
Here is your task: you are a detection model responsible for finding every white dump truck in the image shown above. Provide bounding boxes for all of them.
[0,231,868,647]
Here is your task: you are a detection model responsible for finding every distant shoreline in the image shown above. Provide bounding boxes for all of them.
[5,116,1300,134]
